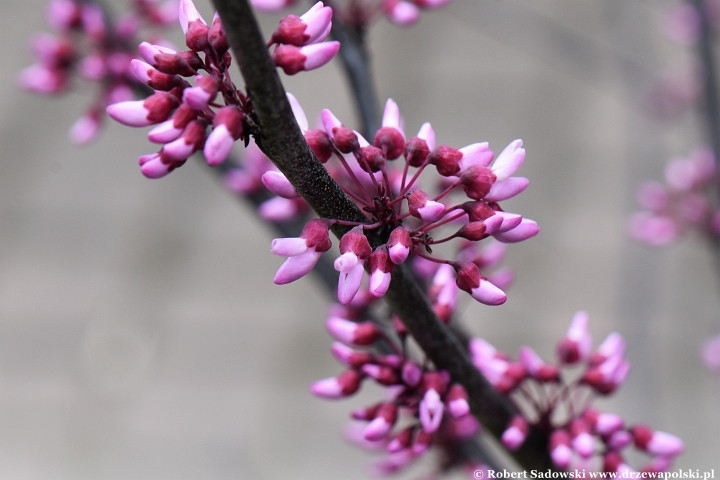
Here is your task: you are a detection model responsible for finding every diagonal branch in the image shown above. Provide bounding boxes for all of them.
[210,0,555,470]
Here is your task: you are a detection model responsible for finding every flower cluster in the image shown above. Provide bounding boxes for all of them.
[105,0,339,178]
[251,0,452,28]
[471,312,684,473]
[19,0,178,144]
[628,148,718,247]
[311,308,480,476]
[271,98,537,306]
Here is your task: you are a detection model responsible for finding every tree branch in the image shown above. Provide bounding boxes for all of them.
[210,0,555,470]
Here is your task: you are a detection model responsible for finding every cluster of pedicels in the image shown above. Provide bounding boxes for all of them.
[471,312,684,473]
[251,0,452,28]
[19,0,178,144]
[628,148,718,247]
[270,97,537,307]
[310,303,480,476]
[104,0,339,178]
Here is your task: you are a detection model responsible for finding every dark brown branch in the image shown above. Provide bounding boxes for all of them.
[210,0,554,470]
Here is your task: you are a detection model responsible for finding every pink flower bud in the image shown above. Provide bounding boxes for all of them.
[631,425,684,457]
[138,42,202,77]
[334,227,372,305]
[519,346,559,382]
[387,426,414,453]
[47,0,81,30]
[387,227,411,264]
[702,333,720,374]
[69,110,101,145]
[484,176,530,202]
[138,153,183,179]
[304,129,334,162]
[271,219,331,284]
[627,212,678,247]
[204,106,245,165]
[161,119,207,161]
[501,416,529,450]
[310,369,363,398]
[419,388,444,433]
[326,317,379,346]
[590,332,626,366]
[384,0,420,26]
[182,75,219,110]
[331,342,373,368]
[208,14,229,52]
[130,59,184,91]
[368,247,394,298]
[557,310,592,364]
[407,190,446,222]
[272,41,340,75]
[373,99,405,159]
[445,384,470,418]
[455,262,507,306]
[106,92,179,127]
[401,361,422,387]
[459,165,497,200]
[458,142,493,172]
[429,145,463,176]
[493,218,539,243]
[550,430,572,469]
[491,139,525,181]
[251,0,298,12]
[272,2,333,46]
[179,0,207,35]
[18,64,68,94]
[361,364,399,385]
[364,403,398,441]
[261,171,298,198]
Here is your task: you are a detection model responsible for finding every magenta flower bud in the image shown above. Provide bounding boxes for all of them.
[494,218,539,243]
[631,425,684,457]
[364,403,398,441]
[271,218,331,284]
[107,92,179,127]
[519,346,559,382]
[285,92,309,132]
[272,41,340,75]
[387,426,414,453]
[361,364,399,385]
[368,247,395,298]
[78,54,106,81]
[251,0,298,12]
[331,342,373,368]
[485,176,530,202]
[387,227,412,265]
[407,190,446,222]
[461,200,496,222]
[326,317,379,346]
[162,119,207,161]
[501,416,528,451]
[405,136,431,167]
[445,384,470,418]
[182,75,219,110]
[31,33,75,69]
[455,262,507,306]
[557,310,592,364]
[459,165,497,200]
[429,145,463,176]
[359,146,386,173]
[491,139,525,181]
[550,430,572,469]
[310,369,363,398]
[419,388,444,433]
[384,0,420,26]
[204,106,245,165]
[492,211,523,233]
[455,217,502,241]
[401,361,422,387]
[260,197,305,222]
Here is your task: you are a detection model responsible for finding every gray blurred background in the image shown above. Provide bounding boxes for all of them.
[1,0,719,478]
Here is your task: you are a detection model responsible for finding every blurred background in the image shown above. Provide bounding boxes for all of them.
[1,0,719,478]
